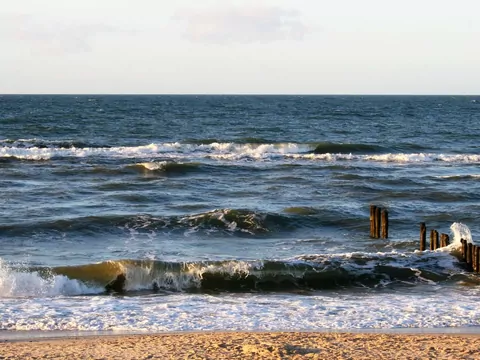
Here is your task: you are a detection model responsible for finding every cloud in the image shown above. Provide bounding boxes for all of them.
[0,13,120,54]
[175,6,309,44]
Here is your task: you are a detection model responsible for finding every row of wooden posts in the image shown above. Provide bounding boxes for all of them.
[419,223,480,273]
[460,239,480,273]
[369,205,479,273]
[419,223,450,251]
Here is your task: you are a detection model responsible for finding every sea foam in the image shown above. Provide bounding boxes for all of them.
[2,289,480,331]
[3,141,480,164]
[0,260,101,298]
[450,222,474,246]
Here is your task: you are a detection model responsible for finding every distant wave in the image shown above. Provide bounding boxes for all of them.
[3,207,473,239]
[0,250,466,297]
[49,161,206,177]
[0,142,308,161]
[0,138,109,149]
[311,142,384,154]
[0,208,368,237]
[184,137,273,144]
[0,209,307,236]
[282,207,320,215]
[2,140,480,164]
[131,161,202,174]
[434,174,480,181]
[287,153,480,164]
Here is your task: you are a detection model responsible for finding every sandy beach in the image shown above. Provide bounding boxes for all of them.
[1,331,479,359]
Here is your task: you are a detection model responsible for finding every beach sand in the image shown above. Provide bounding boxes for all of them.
[1,332,479,359]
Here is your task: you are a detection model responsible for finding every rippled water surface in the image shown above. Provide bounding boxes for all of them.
[1,95,480,332]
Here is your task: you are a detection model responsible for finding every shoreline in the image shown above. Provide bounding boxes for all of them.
[2,326,480,342]
[1,331,480,359]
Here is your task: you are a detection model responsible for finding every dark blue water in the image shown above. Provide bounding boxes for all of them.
[1,95,480,332]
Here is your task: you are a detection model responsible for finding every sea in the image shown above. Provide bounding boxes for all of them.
[1,95,480,335]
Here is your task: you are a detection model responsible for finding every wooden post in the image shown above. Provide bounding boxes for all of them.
[375,207,381,239]
[440,234,445,248]
[381,209,389,239]
[430,230,435,251]
[430,230,439,250]
[473,245,478,272]
[370,205,377,238]
[467,243,474,271]
[475,246,480,272]
[461,239,467,261]
[443,234,450,247]
[420,223,426,251]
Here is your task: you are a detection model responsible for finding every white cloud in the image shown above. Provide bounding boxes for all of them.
[0,13,121,54]
[174,6,309,44]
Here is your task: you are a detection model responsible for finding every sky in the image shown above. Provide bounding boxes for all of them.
[1,0,479,94]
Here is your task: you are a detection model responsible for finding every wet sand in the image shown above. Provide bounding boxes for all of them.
[1,331,480,359]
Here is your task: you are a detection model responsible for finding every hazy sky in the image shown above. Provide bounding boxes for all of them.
[1,0,479,94]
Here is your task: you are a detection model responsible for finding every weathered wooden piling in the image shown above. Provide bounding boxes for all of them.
[473,245,478,272]
[381,209,389,239]
[467,243,474,272]
[476,247,480,273]
[370,205,376,238]
[461,239,467,261]
[375,207,381,239]
[430,230,439,250]
[370,205,388,239]
[420,223,426,251]
[441,234,450,247]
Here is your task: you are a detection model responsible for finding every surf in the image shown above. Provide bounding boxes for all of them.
[0,247,469,298]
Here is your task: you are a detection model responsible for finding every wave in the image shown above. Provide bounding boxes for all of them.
[184,137,273,145]
[0,250,467,297]
[0,138,109,149]
[391,143,431,152]
[2,138,480,166]
[48,161,206,177]
[312,142,384,154]
[2,140,480,165]
[0,143,163,161]
[282,207,320,215]
[0,142,309,161]
[287,152,480,164]
[435,174,480,181]
[0,209,313,236]
[131,161,202,174]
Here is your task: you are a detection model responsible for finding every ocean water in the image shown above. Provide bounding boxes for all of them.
[1,95,480,333]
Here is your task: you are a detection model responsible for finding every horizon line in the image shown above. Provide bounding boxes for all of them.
[1,93,479,96]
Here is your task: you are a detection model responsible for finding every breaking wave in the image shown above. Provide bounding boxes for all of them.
[0,250,467,298]
[2,140,480,164]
